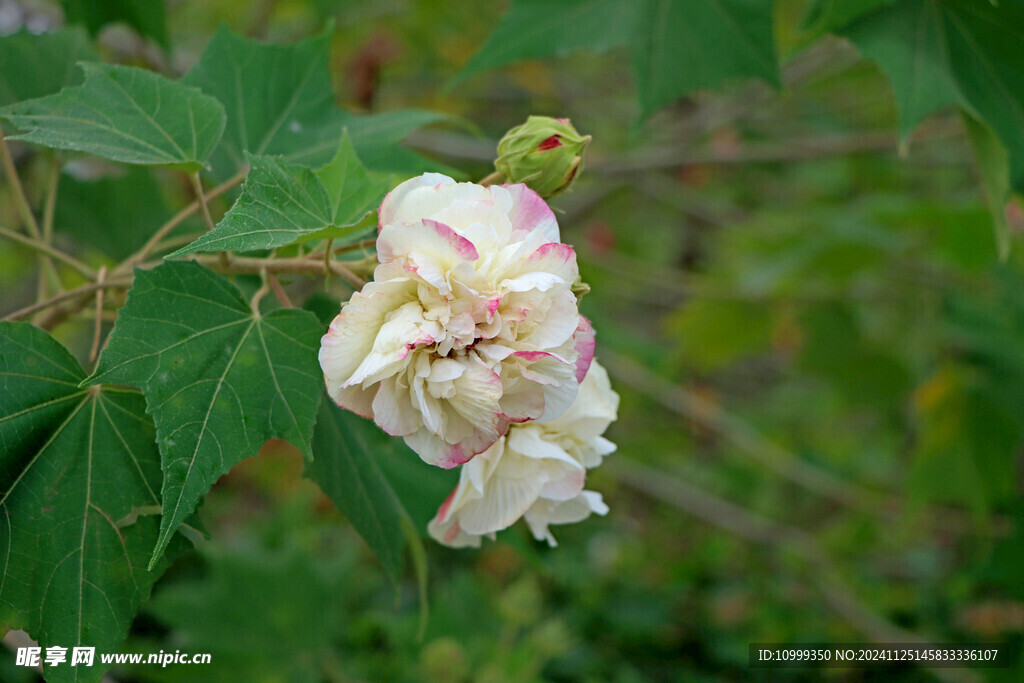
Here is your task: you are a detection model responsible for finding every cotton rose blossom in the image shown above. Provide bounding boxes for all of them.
[319,173,594,468]
[428,360,618,548]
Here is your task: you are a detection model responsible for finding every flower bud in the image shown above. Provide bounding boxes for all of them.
[495,116,591,197]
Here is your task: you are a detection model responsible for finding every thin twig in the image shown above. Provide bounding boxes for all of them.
[195,254,366,289]
[3,277,133,322]
[35,156,64,298]
[266,272,293,308]
[0,224,97,280]
[89,266,107,364]
[249,270,271,316]
[0,132,42,240]
[478,170,504,186]
[41,157,59,244]
[118,168,246,273]
[323,238,334,274]
[190,171,216,231]
[332,238,377,255]
[8,251,360,330]
[149,232,206,254]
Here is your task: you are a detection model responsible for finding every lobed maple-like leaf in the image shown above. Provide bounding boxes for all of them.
[0,63,226,172]
[0,322,182,683]
[183,27,455,177]
[167,134,387,257]
[0,27,97,108]
[836,0,1024,191]
[306,401,411,583]
[452,0,779,119]
[85,261,324,567]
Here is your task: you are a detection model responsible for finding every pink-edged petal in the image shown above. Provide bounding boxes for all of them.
[404,429,476,469]
[331,383,376,419]
[517,291,580,351]
[572,315,595,383]
[377,219,479,294]
[428,514,483,548]
[435,189,514,238]
[497,381,546,423]
[319,279,416,395]
[504,183,560,242]
[500,242,579,294]
[378,173,455,229]
[447,356,504,435]
[344,301,435,387]
[518,353,579,424]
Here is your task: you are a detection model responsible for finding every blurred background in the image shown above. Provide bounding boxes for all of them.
[2,0,1023,681]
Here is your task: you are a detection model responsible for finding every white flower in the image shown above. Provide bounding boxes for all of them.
[320,174,593,468]
[428,360,618,547]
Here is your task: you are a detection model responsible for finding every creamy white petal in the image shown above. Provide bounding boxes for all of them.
[320,279,417,400]
[378,173,455,228]
[426,361,619,548]
[324,173,593,467]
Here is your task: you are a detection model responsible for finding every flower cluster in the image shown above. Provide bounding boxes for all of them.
[429,360,618,547]
[319,172,616,545]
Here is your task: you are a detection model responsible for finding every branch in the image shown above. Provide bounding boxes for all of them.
[0,224,97,280]
[89,266,108,364]
[3,277,133,322]
[116,168,246,274]
[190,171,216,231]
[0,132,42,240]
[193,254,366,289]
[35,156,63,296]
[478,170,504,186]
[266,272,293,308]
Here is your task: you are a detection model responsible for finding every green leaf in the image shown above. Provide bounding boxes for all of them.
[341,109,462,177]
[840,0,959,140]
[86,261,324,567]
[182,27,340,172]
[56,167,192,261]
[941,0,1024,192]
[0,27,97,107]
[451,0,639,87]
[962,109,1011,260]
[306,401,410,583]
[803,0,897,32]
[453,0,778,119]
[629,0,779,119]
[0,322,182,683]
[0,63,226,172]
[183,27,454,177]
[167,134,387,256]
[838,0,1024,191]
[62,0,169,48]
[373,440,460,537]
[314,133,386,223]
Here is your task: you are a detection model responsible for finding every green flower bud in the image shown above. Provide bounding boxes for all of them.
[495,116,591,197]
